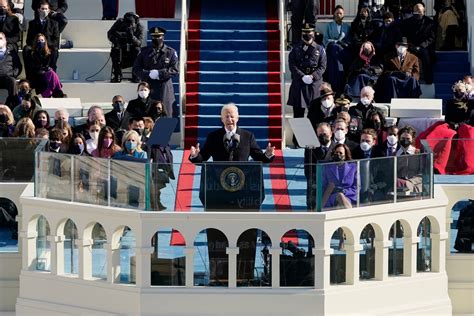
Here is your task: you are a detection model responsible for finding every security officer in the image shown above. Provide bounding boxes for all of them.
[287,23,327,130]
[133,26,179,117]
[107,12,143,83]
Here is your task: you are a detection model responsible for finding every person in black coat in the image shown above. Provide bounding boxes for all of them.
[133,26,178,117]
[31,0,67,33]
[188,103,275,283]
[307,86,342,132]
[350,6,375,54]
[348,86,383,140]
[0,32,21,99]
[0,2,20,51]
[400,3,436,84]
[26,0,59,70]
[105,95,129,132]
[289,0,319,46]
[107,12,143,83]
[126,81,155,118]
[370,11,402,58]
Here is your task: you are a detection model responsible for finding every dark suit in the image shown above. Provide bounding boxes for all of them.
[304,141,337,209]
[189,126,273,284]
[0,15,20,51]
[26,17,60,50]
[31,0,68,33]
[105,110,129,131]
[189,127,273,163]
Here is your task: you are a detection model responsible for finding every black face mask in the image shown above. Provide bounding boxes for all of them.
[152,38,164,47]
[134,128,144,136]
[372,121,381,130]
[19,88,29,96]
[50,141,61,150]
[400,138,412,148]
[332,154,344,162]
[0,114,6,124]
[24,106,31,112]
[0,8,6,16]
[302,33,313,42]
[72,144,83,155]
[113,101,124,112]
[318,134,330,146]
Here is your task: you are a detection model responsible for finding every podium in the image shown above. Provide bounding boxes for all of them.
[199,162,264,211]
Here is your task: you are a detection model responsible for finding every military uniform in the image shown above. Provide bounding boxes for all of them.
[287,36,327,117]
[132,27,179,117]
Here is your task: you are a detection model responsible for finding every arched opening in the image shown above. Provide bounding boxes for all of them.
[388,220,404,276]
[194,228,228,287]
[119,227,136,284]
[91,223,107,279]
[359,224,375,280]
[330,228,347,284]
[150,228,185,286]
[237,229,271,287]
[280,229,314,287]
[417,217,432,272]
[36,215,51,271]
[0,197,18,252]
[63,219,78,275]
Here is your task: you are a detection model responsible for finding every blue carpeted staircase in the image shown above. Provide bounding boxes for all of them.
[434,51,471,107]
[185,0,281,149]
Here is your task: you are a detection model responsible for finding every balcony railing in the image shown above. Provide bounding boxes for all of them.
[34,151,434,212]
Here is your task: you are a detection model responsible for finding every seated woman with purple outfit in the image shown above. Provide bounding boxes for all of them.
[321,143,358,209]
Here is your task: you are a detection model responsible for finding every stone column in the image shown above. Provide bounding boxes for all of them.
[404,236,419,276]
[106,243,121,283]
[77,238,92,280]
[431,232,448,273]
[134,246,154,288]
[226,247,239,288]
[345,243,362,285]
[269,248,280,288]
[374,240,391,281]
[314,248,330,289]
[184,247,195,288]
[48,235,64,275]
[20,230,37,271]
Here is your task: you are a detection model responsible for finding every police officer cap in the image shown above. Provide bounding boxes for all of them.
[149,26,166,37]
[302,23,315,32]
[335,94,352,106]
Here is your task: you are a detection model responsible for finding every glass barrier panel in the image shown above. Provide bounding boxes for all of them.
[395,153,431,202]
[36,152,72,201]
[0,138,46,182]
[148,163,180,212]
[110,159,147,209]
[203,162,263,211]
[358,156,396,207]
[73,155,109,206]
[316,161,359,212]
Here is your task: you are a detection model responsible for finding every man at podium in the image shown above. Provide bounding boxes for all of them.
[188,103,275,284]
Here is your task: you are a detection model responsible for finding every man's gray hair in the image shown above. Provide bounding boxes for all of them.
[221,103,239,116]
[360,86,375,97]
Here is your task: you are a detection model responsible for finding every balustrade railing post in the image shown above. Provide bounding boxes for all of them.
[226,247,239,288]
[184,246,195,288]
[269,248,281,288]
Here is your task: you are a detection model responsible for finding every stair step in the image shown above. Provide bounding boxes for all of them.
[189,19,279,31]
[186,92,281,103]
[186,103,281,115]
[434,62,470,73]
[435,51,469,63]
[188,50,280,61]
[434,83,454,94]
[188,29,279,40]
[186,71,280,82]
[186,82,280,93]
[189,115,282,126]
[433,73,464,83]
[186,60,279,72]
[188,39,279,51]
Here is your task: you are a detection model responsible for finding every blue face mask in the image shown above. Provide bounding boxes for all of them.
[37,41,45,49]
[125,140,137,152]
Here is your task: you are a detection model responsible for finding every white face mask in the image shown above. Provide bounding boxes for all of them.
[334,129,345,141]
[374,0,384,5]
[387,135,398,146]
[360,97,371,106]
[360,141,372,152]
[397,46,407,55]
[0,39,5,50]
[78,143,85,153]
[89,131,99,141]
[322,99,333,109]
[39,9,49,19]
[138,90,149,99]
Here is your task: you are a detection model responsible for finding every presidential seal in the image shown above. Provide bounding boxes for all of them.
[220,167,245,192]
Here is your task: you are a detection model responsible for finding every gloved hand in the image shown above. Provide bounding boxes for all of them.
[302,75,313,85]
[149,69,159,80]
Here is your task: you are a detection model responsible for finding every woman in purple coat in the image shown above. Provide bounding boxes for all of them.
[321,144,358,209]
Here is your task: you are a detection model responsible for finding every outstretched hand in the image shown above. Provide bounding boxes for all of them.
[265,142,275,157]
[190,143,200,158]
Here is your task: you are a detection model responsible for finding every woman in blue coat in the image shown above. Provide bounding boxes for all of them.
[321,144,358,209]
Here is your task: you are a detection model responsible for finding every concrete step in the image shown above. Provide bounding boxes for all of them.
[56,49,112,81]
[24,0,135,20]
[61,81,139,103]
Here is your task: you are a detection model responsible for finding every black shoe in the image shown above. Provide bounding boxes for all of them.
[131,75,140,83]
[111,75,122,83]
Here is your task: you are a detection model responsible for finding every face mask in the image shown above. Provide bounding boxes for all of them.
[36,118,47,128]
[322,99,333,109]
[334,129,345,141]
[0,114,6,123]
[360,141,372,152]
[387,135,398,146]
[155,108,162,116]
[302,33,313,42]
[332,154,344,162]
[23,105,31,112]
[39,10,49,19]
[384,22,391,28]
[397,46,407,55]
[152,38,164,47]
[363,47,372,56]
[360,15,367,21]
[0,8,6,16]
[19,88,29,96]
[454,91,466,100]
[50,141,61,150]
[89,131,99,141]
[103,138,113,148]
[138,90,149,99]
[360,97,371,106]
[0,39,5,50]
[400,138,412,148]
[372,121,381,130]
[73,144,84,155]
[134,128,144,136]
[113,101,124,112]
[37,41,45,49]
[318,134,330,146]
[374,0,384,5]
[412,12,422,19]
[125,141,137,152]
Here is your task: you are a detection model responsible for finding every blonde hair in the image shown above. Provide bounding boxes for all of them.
[13,117,35,138]
[0,105,15,125]
[121,130,142,151]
